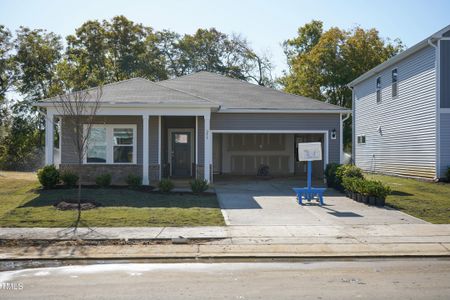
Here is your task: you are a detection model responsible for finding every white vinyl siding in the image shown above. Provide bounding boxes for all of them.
[353,46,437,178]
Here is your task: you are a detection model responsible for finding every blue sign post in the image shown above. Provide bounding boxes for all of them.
[293,142,326,206]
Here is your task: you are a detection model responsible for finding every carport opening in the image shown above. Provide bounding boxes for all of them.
[212,133,326,181]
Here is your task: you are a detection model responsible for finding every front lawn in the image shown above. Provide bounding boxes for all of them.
[366,173,450,224]
[0,171,225,227]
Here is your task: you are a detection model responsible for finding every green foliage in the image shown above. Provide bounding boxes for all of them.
[60,171,79,188]
[324,163,341,188]
[335,164,364,190]
[158,179,174,193]
[189,179,209,194]
[126,174,142,188]
[342,177,391,200]
[37,165,60,189]
[446,167,450,182]
[0,117,42,170]
[281,21,404,149]
[95,174,112,188]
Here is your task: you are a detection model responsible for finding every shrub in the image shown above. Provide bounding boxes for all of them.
[190,179,209,194]
[95,174,112,188]
[60,171,79,188]
[37,165,60,189]
[325,163,341,188]
[126,174,142,188]
[342,177,391,199]
[335,164,364,190]
[446,167,450,182]
[158,179,174,193]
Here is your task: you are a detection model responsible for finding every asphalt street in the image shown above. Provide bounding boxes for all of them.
[1,259,450,299]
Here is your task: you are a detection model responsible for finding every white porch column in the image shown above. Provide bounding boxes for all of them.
[158,116,162,180]
[44,112,54,165]
[204,114,212,182]
[142,115,149,185]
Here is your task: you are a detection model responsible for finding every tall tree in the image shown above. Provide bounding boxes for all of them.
[0,25,15,104]
[281,21,404,150]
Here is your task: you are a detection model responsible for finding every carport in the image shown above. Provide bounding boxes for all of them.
[211,130,329,181]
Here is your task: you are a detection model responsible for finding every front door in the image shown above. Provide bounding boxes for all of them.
[171,131,192,177]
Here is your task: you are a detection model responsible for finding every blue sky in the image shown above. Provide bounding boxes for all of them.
[1,0,449,77]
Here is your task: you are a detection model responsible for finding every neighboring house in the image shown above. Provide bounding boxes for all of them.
[36,71,349,185]
[349,25,450,180]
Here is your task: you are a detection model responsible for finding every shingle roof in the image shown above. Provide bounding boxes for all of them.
[159,71,346,111]
[38,72,348,112]
[40,77,215,106]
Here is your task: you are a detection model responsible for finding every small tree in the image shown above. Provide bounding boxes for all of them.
[54,86,102,231]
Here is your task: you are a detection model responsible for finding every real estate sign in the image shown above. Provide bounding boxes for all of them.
[297,142,322,161]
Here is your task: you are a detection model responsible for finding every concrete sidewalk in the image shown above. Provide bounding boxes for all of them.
[1,224,450,259]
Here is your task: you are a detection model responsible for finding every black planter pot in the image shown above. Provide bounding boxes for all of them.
[376,197,385,207]
[357,193,363,202]
[368,196,377,206]
[362,195,369,204]
[352,192,358,201]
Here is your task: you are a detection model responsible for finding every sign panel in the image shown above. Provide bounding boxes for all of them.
[297,142,322,161]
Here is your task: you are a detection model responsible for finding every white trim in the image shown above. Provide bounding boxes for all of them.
[210,129,330,170]
[167,128,195,177]
[142,115,149,185]
[158,116,162,180]
[35,102,217,109]
[83,124,137,165]
[195,116,198,166]
[436,39,441,179]
[44,112,54,165]
[217,109,350,114]
[339,113,343,164]
[211,130,329,134]
[204,115,212,182]
[44,106,212,117]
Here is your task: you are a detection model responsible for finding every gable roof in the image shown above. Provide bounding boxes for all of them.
[348,24,450,87]
[159,71,347,112]
[38,77,216,107]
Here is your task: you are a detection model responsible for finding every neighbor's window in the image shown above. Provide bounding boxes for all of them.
[357,135,366,144]
[376,76,382,103]
[392,68,398,97]
[86,125,136,164]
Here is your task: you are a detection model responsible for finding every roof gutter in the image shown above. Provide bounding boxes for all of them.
[217,108,351,114]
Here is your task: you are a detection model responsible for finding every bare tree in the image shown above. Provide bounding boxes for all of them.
[54,86,102,232]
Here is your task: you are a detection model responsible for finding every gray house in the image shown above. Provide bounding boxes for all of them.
[37,71,349,185]
[349,25,450,180]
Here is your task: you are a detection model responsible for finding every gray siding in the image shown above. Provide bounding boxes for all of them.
[61,116,143,165]
[440,113,450,177]
[149,116,159,164]
[441,39,450,108]
[211,113,341,164]
[353,46,437,178]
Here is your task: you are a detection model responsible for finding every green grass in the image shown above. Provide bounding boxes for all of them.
[0,172,225,227]
[366,173,450,224]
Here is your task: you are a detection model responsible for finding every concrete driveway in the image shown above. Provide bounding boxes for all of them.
[214,178,426,226]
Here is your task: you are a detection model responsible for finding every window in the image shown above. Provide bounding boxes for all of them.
[85,124,136,164]
[392,68,398,97]
[376,76,381,103]
[174,133,188,144]
[87,127,107,163]
[357,135,366,144]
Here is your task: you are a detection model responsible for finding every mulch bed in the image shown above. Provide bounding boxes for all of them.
[54,200,101,211]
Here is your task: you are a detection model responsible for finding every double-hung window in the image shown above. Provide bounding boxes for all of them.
[85,124,137,164]
[376,76,382,103]
[392,68,398,97]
